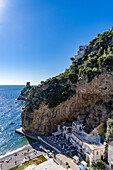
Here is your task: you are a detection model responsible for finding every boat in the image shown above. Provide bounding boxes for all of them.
[11,122,15,124]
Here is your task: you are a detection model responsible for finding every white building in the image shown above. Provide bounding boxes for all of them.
[75,45,87,59]
[56,120,105,165]
[108,141,113,169]
[70,121,105,165]
[72,121,83,131]
[58,122,72,141]
[73,155,79,164]
[81,161,87,169]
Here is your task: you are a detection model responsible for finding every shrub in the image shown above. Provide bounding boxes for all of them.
[70,57,75,61]
[96,162,106,169]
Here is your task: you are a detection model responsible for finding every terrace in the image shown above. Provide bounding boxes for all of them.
[41,135,77,157]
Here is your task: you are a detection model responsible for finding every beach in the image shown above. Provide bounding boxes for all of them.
[0,142,48,170]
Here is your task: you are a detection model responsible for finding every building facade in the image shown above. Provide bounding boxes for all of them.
[58,122,72,141]
[75,45,87,59]
[70,121,105,165]
[26,82,30,87]
[108,141,113,169]
[57,120,105,165]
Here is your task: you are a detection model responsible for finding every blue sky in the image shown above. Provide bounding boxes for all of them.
[0,0,113,85]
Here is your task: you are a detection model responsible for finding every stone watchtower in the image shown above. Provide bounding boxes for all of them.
[26,82,30,87]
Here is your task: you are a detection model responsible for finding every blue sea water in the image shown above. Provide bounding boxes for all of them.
[0,85,31,156]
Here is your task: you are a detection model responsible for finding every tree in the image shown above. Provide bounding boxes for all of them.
[70,57,75,61]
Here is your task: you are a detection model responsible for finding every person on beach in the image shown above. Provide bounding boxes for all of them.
[34,151,37,155]
[6,160,9,163]
[27,149,30,152]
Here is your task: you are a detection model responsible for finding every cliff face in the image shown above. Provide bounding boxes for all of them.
[18,86,33,101]
[22,72,113,135]
[21,28,113,135]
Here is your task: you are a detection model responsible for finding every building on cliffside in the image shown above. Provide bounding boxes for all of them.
[75,45,87,59]
[57,120,105,165]
[26,82,30,87]
[108,141,113,169]
[69,121,105,165]
[57,122,72,141]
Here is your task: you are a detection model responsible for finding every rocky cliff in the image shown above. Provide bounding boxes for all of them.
[21,28,113,135]
[18,86,33,101]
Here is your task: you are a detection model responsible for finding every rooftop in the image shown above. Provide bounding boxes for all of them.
[72,121,83,126]
[60,121,72,127]
[56,154,78,170]
[52,131,62,136]
[73,130,88,141]
[81,160,87,166]
[72,131,105,150]
[73,155,79,160]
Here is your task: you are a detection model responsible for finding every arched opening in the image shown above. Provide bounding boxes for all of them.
[79,126,82,130]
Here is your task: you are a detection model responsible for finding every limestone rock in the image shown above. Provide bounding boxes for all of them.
[21,72,113,135]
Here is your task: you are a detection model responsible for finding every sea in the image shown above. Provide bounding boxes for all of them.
[0,85,33,156]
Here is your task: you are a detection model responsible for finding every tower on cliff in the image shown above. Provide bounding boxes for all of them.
[26,82,30,87]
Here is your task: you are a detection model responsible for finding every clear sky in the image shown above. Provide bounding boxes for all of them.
[0,0,113,85]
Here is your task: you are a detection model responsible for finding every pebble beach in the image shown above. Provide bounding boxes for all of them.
[0,142,47,170]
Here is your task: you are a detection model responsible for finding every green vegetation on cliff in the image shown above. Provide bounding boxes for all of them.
[106,112,113,142]
[22,28,113,110]
[21,86,33,97]
[39,28,113,87]
[79,29,113,81]
[18,86,33,100]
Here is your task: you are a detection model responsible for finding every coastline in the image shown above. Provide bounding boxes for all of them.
[0,141,40,159]
[0,87,29,164]
[0,141,46,170]
[0,144,29,159]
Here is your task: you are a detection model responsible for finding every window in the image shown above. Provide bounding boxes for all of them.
[79,126,82,130]
[96,151,99,155]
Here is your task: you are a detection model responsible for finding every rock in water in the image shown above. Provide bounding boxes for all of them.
[11,122,15,124]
